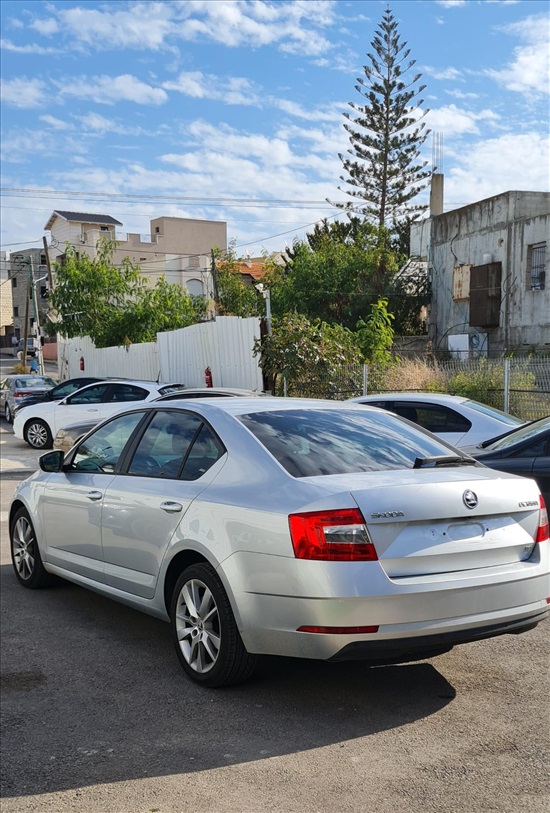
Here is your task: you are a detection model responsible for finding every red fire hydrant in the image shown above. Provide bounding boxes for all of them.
[204,366,213,388]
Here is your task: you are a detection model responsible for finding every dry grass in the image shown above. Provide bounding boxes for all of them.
[370,357,445,393]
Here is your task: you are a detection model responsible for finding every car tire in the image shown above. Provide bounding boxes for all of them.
[10,508,52,589]
[171,562,257,688]
[4,403,11,423]
[24,419,53,449]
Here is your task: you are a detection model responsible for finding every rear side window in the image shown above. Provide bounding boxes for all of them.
[412,404,471,434]
[239,409,452,477]
[108,384,149,402]
[127,411,225,480]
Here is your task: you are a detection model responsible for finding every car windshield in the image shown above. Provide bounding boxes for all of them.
[484,416,550,451]
[464,400,524,426]
[14,376,56,389]
[239,408,459,477]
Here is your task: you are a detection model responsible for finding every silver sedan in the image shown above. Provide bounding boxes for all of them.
[9,398,550,687]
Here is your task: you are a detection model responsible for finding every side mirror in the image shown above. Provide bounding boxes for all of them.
[39,450,65,473]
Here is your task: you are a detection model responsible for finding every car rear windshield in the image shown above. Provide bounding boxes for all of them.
[15,376,56,389]
[486,416,550,451]
[239,408,456,477]
[464,400,524,426]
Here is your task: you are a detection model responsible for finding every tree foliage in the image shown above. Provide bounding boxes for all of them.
[355,298,395,363]
[255,313,362,396]
[337,7,431,228]
[266,221,399,331]
[215,245,263,318]
[48,240,206,347]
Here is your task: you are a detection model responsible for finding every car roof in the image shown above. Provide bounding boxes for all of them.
[351,392,468,404]
[69,379,182,391]
[148,396,377,417]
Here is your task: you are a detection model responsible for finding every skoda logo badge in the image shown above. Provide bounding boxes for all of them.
[463,490,478,509]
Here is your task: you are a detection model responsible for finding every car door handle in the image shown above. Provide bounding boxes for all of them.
[86,408,99,413]
[86,490,103,501]
[160,501,183,513]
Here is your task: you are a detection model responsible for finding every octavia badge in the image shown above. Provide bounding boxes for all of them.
[463,490,478,509]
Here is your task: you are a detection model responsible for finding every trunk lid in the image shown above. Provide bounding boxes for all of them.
[319,468,541,578]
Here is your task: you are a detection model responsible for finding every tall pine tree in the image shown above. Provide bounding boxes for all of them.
[337,7,431,229]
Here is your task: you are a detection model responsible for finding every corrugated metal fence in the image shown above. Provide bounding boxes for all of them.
[60,316,263,391]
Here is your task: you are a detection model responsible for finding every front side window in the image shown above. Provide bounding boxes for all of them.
[239,409,454,478]
[528,242,546,291]
[67,384,109,405]
[71,412,145,473]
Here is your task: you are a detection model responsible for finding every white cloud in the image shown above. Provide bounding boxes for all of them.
[163,71,260,105]
[423,66,463,81]
[31,0,337,57]
[427,104,500,137]
[435,1,467,7]
[445,132,550,207]
[30,17,59,35]
[446,90,480,100]
[486,14,550,96]
[51,3,173,50]
[39,115,73,130]
[0,38,60,54]
[0,77,47,108]
[57,74,167,105]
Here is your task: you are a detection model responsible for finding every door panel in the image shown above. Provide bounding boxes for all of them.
[40,471,114,582]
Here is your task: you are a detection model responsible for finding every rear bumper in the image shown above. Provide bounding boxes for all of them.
[222,549,550,660]
[329,610,548,663]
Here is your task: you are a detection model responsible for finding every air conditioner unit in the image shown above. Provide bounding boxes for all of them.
[469,332,487,357]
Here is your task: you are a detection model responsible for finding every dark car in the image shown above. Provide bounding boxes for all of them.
[12,376,105,417]
[464,416,550,504]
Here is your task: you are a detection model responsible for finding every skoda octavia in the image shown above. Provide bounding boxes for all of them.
[9,398,549,687]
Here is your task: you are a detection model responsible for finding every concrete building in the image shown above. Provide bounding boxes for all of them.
[6,247,49,341]
[44,211,227,301]
[410,190,549,356]
[0,251,14,344]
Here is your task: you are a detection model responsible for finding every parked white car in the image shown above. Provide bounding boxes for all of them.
[13,380,185,449]
[348,393,524,448]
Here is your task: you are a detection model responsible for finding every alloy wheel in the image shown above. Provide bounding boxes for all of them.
[26,421,51,449]
[12,516,36,581]
[175,578,221,673]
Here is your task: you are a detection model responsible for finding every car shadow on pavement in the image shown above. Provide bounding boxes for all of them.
[1,565,456,798]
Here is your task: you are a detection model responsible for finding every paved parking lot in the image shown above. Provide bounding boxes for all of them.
[1,415,549,813]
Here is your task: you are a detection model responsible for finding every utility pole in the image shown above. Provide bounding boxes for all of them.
[31,273,46,375]
[43,235,54,289]
[22,276,30,369]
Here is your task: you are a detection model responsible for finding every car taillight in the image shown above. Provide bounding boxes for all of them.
[14,392,33,398]
[289,508,377,561]
[535,496,549,543]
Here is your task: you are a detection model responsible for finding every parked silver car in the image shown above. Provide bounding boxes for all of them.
[0,374,56,423]
[53,388,267,453]
[348,392,524,448]
[10,398,549,688]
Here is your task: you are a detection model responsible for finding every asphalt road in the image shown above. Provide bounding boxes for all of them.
[1,422,549,813]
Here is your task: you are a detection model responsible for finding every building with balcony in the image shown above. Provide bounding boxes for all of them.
[44,211,227,301]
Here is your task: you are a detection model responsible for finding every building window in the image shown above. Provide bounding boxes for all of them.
[13,307,19,317]
[528,242,546,290]
[11,276,17,288]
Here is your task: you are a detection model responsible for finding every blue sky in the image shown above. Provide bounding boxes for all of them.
[1,0,548,255]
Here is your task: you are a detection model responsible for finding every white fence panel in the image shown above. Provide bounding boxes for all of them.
[58,317,263,390]
[158,316,263,390]
[61,336,160,381]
